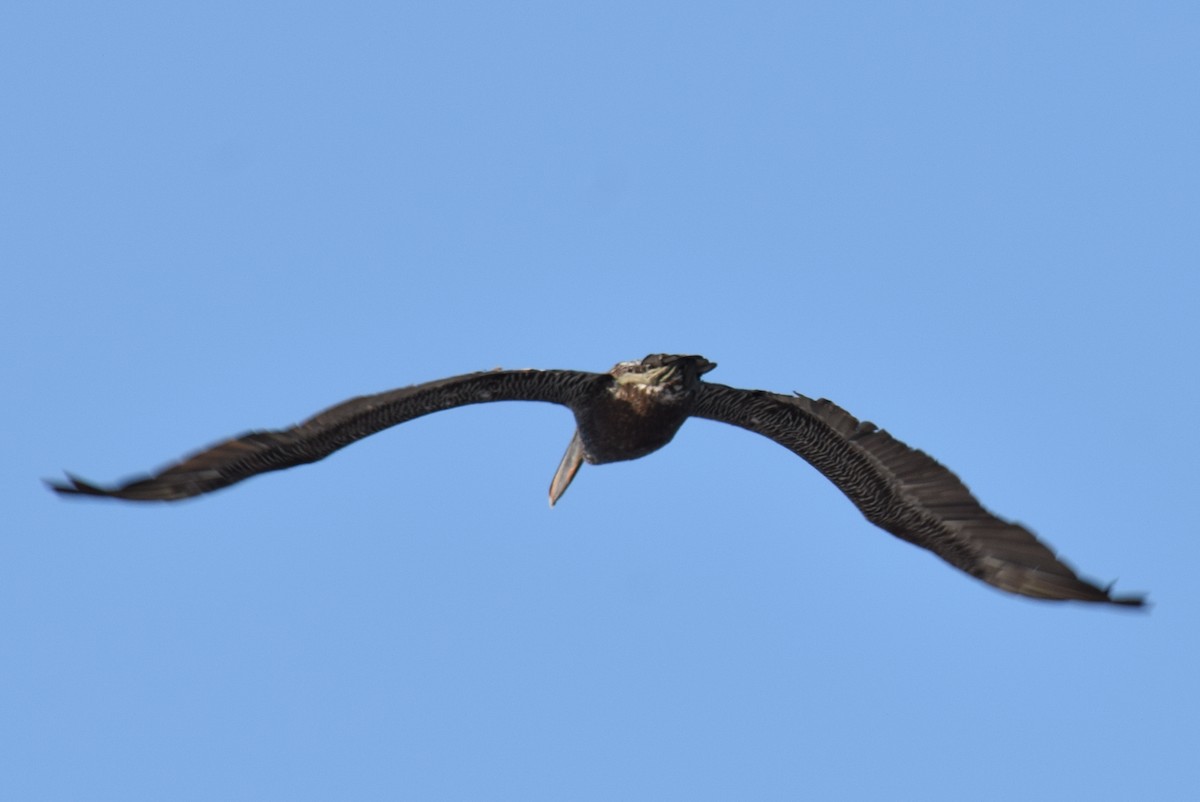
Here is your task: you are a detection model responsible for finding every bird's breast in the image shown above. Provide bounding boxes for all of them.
[573,386,691,465]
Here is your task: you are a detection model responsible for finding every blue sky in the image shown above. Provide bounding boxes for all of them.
[4,2,1197,799]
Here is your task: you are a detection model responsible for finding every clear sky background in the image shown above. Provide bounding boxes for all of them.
[4,2,1197,800]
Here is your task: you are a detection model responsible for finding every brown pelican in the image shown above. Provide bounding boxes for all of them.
[48,354,1144,606]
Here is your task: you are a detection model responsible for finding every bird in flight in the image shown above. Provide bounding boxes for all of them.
[48,354,1144,606]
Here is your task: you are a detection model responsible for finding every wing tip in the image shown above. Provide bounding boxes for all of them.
[1043,578,1149,609]
[45,473,107,497]
[1103,581,1149,609]
[986,562,1149,608]
[44,470,207,502]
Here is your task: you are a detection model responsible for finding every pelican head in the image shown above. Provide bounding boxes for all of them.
[610,353,716,393]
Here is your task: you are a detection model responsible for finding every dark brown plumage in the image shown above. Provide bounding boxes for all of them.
[48,354,1145,607]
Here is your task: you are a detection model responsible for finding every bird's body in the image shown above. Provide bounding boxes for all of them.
[49,354,1145,607]
[572,354,711,463]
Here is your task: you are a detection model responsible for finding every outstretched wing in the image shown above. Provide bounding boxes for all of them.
[693,383,1144,606]
[49,368,606,501]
